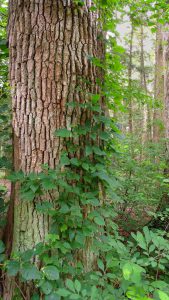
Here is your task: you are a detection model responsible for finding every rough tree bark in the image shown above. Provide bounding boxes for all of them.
[4,1,105,298]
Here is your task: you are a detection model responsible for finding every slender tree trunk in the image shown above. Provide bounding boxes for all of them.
[153,24,164,142]
[163,24,169,153]
[4,1,104,298]
[128,22,134,134]
[139,25,152,143]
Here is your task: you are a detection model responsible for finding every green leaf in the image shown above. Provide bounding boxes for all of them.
[143,227,151,245]
[149,244,155,253]
[66,279,75,292]
[31,294,40,300]
[36,202,53,214]
[60,224,68,232]
[99,131,110,141]
[156,290,169,300]
[97,259,104,271]
[136,232,147,250]
[122,262,133,280]
[152,281,168,289]
[45,293,61,300]
[91,94,100,102]
[74,280,81,293]
[82,162,90,171]
[60,154,70,166]
[21,190,35,201]
[41,281,53,295]
[70,158,80,167]
[21,263,41,281]
[41,179,56,190]
[0,241,5,253]
[91,286,99,299]
[56,288,70,297]
[55,129,72,138]
[163,179,169,183]
[93,146,106,156]
[94,216,105,226]
[43,265,59,281]
[7,260,20,276]
[85,145,93,156]
[7,171,24,182]
[21,249,34,262]
[0,254,5,262]
[69,294,80,299]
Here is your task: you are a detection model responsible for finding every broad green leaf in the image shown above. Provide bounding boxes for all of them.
[31,294,40,300]
[45,293,61,300]
[60,154,70,166]
[82,162,90,171]
[94,216,105,226]
[97,259,104,271]
[0,254,5,262]
[41,179,56,190]
[7,260,20,276]
[85,145,93,156]
[143,227,151,245]
[91,286,99,299]
[43,265,59,281]
[69,294,80,299]
[156,290,169,300]
[66,279,75,292]
[91,94,100,102]
[55,128,72,138]
[74,280,81,293]
[99,131,110,141]
[136,232,147,250]
[93,146,106,156]
[0,241,5,253]
[36,202,53,214]
[21,190,35,201]
[152,281,168,289]
[21,263,41,281]
[122,262,133,280]
[41,281,53,295]
[70,158,80,166]
[56,288,70,297]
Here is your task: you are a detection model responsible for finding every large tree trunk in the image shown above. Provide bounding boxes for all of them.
[4,1,104,298]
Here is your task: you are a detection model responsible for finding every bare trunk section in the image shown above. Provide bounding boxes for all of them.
[163,24,169,153]
[153,25,164,142]
[4,1,104,298]
[139,25,153,144]
[128,22,134,134]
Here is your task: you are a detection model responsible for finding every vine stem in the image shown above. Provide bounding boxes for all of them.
[14,280,26,300]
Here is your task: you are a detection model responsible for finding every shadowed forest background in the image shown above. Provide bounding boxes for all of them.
[0,0,169,299]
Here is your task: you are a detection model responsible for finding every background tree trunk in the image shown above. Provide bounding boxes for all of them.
[153,24,164,142]
[4,1,104,298]
[128,21,134,134]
